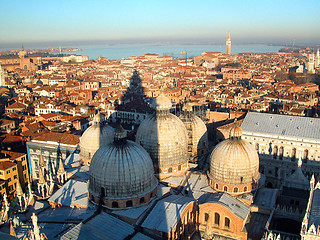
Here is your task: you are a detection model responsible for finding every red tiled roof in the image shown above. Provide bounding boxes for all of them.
[0,161,16,170]
[33,132,80,145]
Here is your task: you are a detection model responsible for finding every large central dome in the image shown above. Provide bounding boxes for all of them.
[136,95,189,178]
[89,125,158,209]
[208,122,260,195]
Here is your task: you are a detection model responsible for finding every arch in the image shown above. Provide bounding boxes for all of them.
[291,148,296,161]
[225,217,230,228]
[304,149,308,163]
[244,186,248,192]
[204,213,209,222]
[233,187,239,193]
[279,146,284,160]
[223,186,228,192]
[140,197,145,204]
[214,213,220,225]
[126,200,133,207]
[112,201,119,208]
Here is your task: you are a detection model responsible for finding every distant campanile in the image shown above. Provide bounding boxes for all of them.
[226,33,231,55]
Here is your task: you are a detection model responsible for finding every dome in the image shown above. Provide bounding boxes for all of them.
[79,114,114,166]
[208,125,260,194]
[179,109,208,158]
[89,126,158,209]
[151,94,172,111]
[136,97,189,178]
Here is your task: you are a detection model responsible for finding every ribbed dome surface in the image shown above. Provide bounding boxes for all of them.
[79,123,114,163]
[209,138,259,185]
[89,140,157,199]
[136,113,188,169]
[179,113,208,157]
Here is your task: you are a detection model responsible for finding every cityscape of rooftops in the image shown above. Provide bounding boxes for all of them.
[0,1,320,240]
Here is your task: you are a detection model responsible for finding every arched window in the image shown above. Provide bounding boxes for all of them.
[279,146,284,160]
[178,165,181,171]
[140,197,145,204]
[126,200,133,207]
[273,145,278,159]
[215,183,219,190]
[244,186,248,192]
[223,186,228,192]
[233,187,238,193]
[304,149,308,163]
[168,167,172,173]
[214,213,220,225]
[225,217,230,228]
[112,201,119,208]
[204,213,209,222]
[291,148,296,161]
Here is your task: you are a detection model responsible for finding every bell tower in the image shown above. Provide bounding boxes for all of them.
[226,33,231,55]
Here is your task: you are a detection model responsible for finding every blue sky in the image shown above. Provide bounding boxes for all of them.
[0,0,319,45]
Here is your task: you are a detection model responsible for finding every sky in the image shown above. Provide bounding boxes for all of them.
[0,0,319,46]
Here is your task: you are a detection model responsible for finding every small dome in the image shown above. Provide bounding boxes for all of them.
[79,118,114,166]
[136,101,189,177]
[208,124,260,194]
[89,136,158,208]
[151,95,172,111]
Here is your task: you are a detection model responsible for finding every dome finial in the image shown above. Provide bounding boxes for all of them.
[152,94,172,112]
[229,118,242,139]
[114,124,127,143]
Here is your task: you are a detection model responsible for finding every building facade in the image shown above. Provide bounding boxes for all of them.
[241,112,320,188]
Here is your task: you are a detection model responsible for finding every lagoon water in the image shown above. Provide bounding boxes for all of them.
[63,44,282,60]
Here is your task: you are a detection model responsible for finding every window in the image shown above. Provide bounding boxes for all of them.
[8,178,11,182]
[168,167,172,173]
[14,175,17,179]
[214,213,220,225]
[204,213,209,222]
[233,187,238,193]
[12,167,16,171]
[215,183,219,189]
[244,186,248,192]
[112,201,119,208]
[178,165,181,171]
[291,148,296,161]
[223,186,228,192]
[279,146,284,160]
[140,197,145,204]
[6,170,10,174]
[126,200,133,207]
[22,165,26,171]
[225,217,230,228]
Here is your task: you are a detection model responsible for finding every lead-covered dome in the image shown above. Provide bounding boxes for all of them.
[136,95,188,178]
[79,113,114,166]
[89,125,158,209]
[208,123,260,195]
[179,103,208,159]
